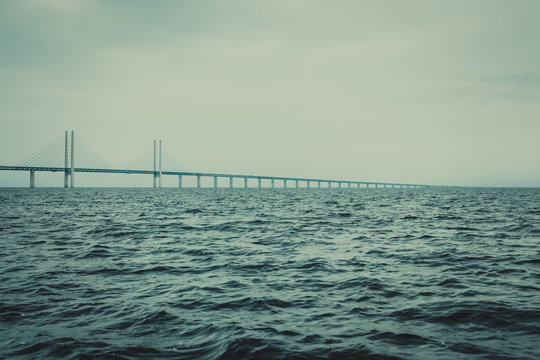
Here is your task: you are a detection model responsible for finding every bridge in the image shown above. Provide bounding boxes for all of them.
[0,131,430,189]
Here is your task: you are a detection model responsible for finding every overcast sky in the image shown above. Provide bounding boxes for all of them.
[1,0,539,187]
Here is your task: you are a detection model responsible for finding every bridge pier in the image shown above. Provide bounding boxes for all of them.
[158,140,162,188]
[153,140,157,188]
[64,131,68,187]
[328,181,332,188]
[338,182,342,189]
[307,181,310,189]
[70,130,75,188]
[214,176,218,188]
[229,176,233,188]
[244,177,248,189]
[178,175,182,188]
[197,175,201,188]
[29,170,35,188]
[318,180,321,189]
[271,178,274,188]
[296,180,299,188]
[348,182,351,188]
[283,179,287,188]
[258,178,261,188]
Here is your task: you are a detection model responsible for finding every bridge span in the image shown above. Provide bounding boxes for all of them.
[0,131,430,189]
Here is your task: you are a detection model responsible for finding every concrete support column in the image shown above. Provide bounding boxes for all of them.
[30,170,35,188]
[283,179,287,188]
[392,184,395,189]
[307,181,310,189]
[158,140,162,188]
[214,176,218,188]
[258,178,262,188]
[229,176,233,188]
[197,175,201,188]
[375,183,379,189]
[244,177,248,189]
[338,182,342,189]
[318,181,321,189]
[64,131,68,188]
[348,183,351,188]
[271,178,275,188]
[153,140,157,188]
[296,180,299,188]
[366,183,369,189]
[70,130,74,188]
[178,175,182,188]
[328,181,332,188]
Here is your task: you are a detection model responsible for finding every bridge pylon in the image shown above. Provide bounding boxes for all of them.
[153,139,163,188]
[70,130,75,188]
[64,131,68,187]
[159,140,162,188]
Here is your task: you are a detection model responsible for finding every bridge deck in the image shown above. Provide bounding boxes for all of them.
[0,166,429,188]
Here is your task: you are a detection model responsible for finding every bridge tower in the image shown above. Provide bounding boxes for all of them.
[153,140,163,188]
[64,131,69,187]
[70,130,75,187]
[153,140,157,188]
[159,140,162,188]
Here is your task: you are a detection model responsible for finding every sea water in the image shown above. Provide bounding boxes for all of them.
[1,188,539,359]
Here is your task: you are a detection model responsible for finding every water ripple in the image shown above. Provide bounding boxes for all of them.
[1,187,539,359]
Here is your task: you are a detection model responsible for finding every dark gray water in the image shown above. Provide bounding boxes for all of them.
[1,188,539,359]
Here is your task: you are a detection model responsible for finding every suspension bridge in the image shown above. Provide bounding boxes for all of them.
[0,131,430,189]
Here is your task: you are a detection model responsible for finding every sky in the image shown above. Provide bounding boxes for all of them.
[1,0,539,187]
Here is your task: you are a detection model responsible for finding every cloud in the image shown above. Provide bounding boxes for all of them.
[472,73,540,102]
[391,73,540,104]
[22,0,87,12]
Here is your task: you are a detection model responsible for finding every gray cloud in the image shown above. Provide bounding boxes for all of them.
[472,73,540,102]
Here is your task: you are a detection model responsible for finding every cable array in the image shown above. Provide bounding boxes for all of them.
[161,143,191,172]
[75,134,113,169]
[16,132,186,172]
[18,132,114,169]
[19,134,65,168]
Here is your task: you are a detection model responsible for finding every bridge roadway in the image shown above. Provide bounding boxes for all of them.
[0,166,429,189]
